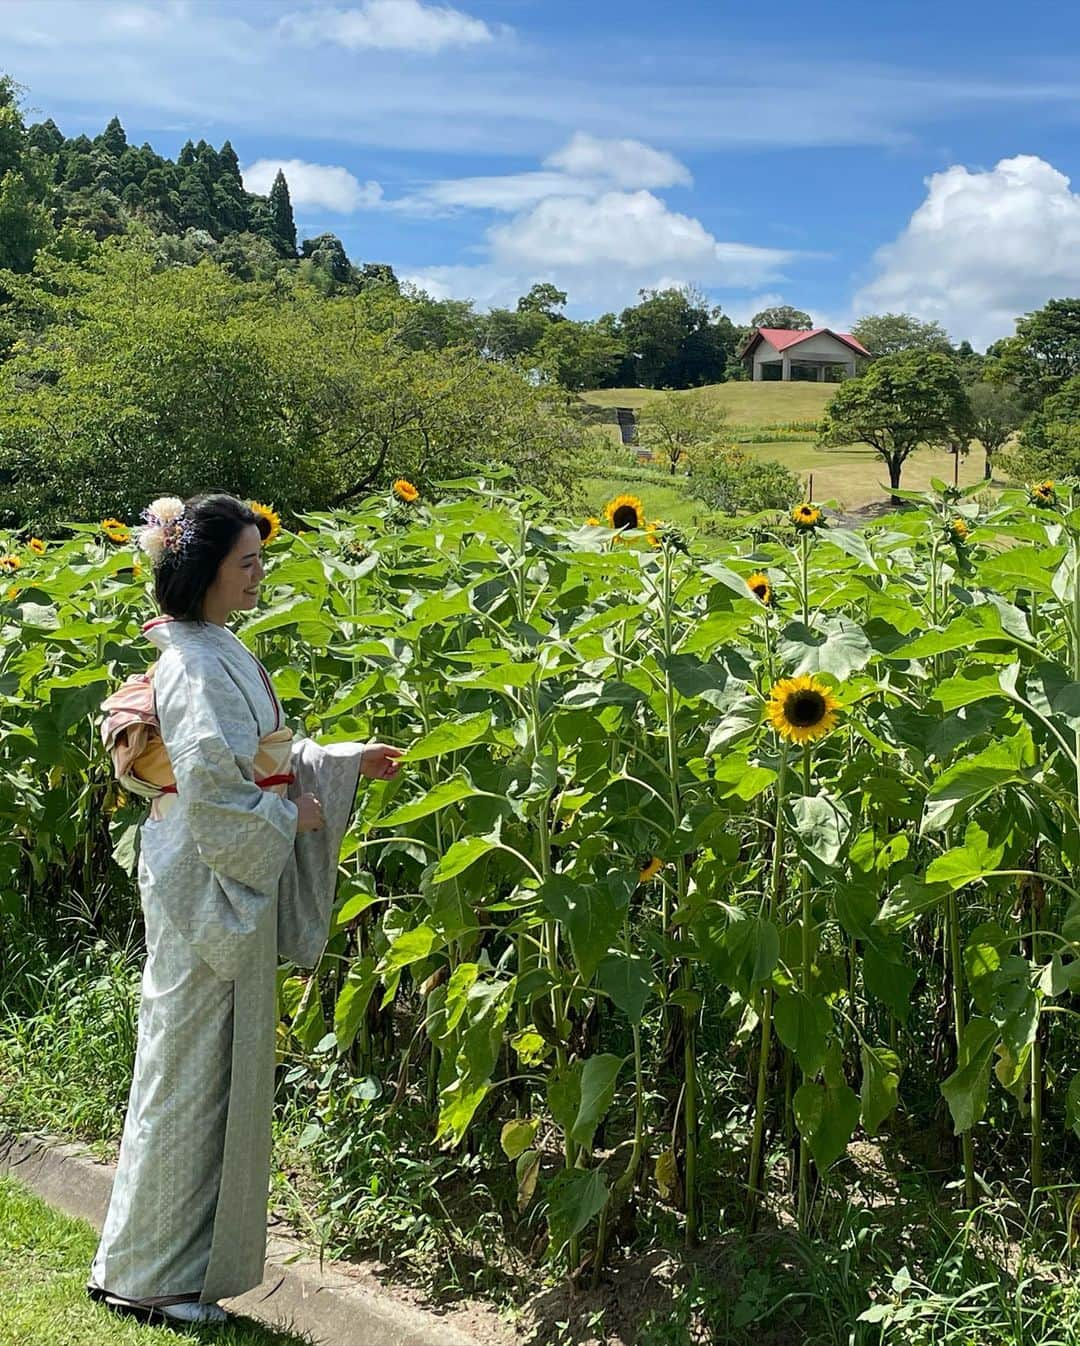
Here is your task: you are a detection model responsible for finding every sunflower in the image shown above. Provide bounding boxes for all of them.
[766,674,840,745]
[585,516,601,527]
[392,478,420,504]
[638,856,663,882]
[1030,480,1057,508]
[949,517,970,544]
[1,554,21,572]
[5,585,18,601]
[28,538,46,555]
[746,571,772,605]
[101,518,130,544]
[791,503,823,532]
[604,493,646,530]
[646,520,663,548]
[249,500,281,545]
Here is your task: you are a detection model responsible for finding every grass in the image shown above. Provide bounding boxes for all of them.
[579,384,993,512]
[0,1177,315,1346]
[580,382,835,425]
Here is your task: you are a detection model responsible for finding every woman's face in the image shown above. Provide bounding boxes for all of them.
[203,523,265,621]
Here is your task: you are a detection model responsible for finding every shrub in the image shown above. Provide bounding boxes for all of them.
[684,442,802,514]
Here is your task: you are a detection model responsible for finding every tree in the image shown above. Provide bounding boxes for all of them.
[0,170,53,271]
[967,381,1025,479]
[636,390,730,475]
[750,305,812,331]
[267,168,297,258]
[618,287,738,389]
[987,298,1080,403]
[850,313,952,358]
[301,232,352,287]
[685,444,801,514]
[819,350,972,498]
[1005,374,1080,480]
[535,318,625,392]
[481,307,548,362]
[517,282,566,320]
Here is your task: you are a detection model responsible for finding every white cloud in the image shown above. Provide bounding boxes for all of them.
[401,189,792,312]
[544,132,692,189]
[489,190,787,281]
[410,171,599,212]
[854,155,1080,348]
[242,158,384,212]
[278,0,497,54]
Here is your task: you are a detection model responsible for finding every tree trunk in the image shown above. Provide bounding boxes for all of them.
[984,452,992,481]
[887,454,903,502]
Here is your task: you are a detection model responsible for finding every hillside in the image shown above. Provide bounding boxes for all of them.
[580,381,834,426]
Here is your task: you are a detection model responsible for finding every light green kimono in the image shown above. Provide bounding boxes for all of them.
[89,617,365,1304]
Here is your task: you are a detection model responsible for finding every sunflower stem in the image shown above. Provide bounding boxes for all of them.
[747,747,787,1218]
[797,744,814,1232]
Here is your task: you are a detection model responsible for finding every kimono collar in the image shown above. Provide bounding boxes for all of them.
[142,615,245,657]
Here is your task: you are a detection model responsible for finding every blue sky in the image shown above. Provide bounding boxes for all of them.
[6,0,1080,345]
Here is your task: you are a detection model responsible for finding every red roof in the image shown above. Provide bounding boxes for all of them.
[746,328,871,358]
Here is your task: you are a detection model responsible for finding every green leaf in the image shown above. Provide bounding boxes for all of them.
[774,992,831,1075]
[597,952,654,1024]
[876,874,948,929]
[931,669,1007,712]
[378,774,485,827]
[539,876,622,982]
[435,1079,491,1147]
[789,793,850,870]
[941,1017,998,1133]
[793,1080,859,1170]
[925,822,1005,890]
[778,617,873,679]
[432,832,499,883]
[334,956,377,1052]
[922,742,1027,833]
[860,1045,901,1135]
[545,1167,609,1257]
[570,1054,625,1149]
[405,712,491,762]
[547,1061,582,1134]
[863,947,918,1019]
[501,1118,540,1160]
[383,924,439,970]
[1066,1074,1080,1141]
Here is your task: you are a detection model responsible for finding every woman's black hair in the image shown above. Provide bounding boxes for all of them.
[153,494,270,622]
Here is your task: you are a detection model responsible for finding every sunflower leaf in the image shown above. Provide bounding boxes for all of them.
[779,618,873,679]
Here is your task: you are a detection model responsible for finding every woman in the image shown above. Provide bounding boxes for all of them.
[86,493,402,1326]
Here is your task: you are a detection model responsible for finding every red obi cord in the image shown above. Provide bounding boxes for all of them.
[158,773,295,797]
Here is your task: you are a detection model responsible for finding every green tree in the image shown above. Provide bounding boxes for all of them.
[850,312,952,358]
[481,307,548,362]
[517,282,567,320]
[267,168,297,258]
[819,349,972,497]
[750,305,813,330]
[1004,374,1080,480]
[618,287,737,389]
[535,318,625,392]
[987,298,1080,403]
[0,172,53,272]
[636,390,730,474]
[967,381,1025,479]
[685,442,801,514]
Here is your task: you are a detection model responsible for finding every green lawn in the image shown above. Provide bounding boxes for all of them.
[0,1177,313,1346]
[580,381,834,426]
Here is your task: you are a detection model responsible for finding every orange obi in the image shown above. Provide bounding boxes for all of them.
[150,726,295,821]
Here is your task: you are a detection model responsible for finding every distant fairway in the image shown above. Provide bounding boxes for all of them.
[580,382,990,513]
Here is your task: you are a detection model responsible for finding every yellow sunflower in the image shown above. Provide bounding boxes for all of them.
[949,517,970,544]
[791,503,823,532]
[28,538,46,555]
[249,500,281,545]
[392,478,420,504]
[646,520,663,548]
[1,554,22,573]
[6,585,18,601]
[746,571,772,605]
[585,516,601,527]
[638,856,664,882]
[1030,480,1057,508]
[101,518,130,544]
[766,674,840,745]
[604,493,646,530]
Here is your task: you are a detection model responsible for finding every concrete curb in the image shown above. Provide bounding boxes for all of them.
[1,1132,512,1346]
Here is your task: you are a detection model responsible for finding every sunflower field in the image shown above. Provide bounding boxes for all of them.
[6,474,1080,1324]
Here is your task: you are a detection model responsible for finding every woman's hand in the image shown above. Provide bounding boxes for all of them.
[296,792,325,833]
[362,743,405,780]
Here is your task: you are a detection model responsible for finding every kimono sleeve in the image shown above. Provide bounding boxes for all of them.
[154,647,298,894]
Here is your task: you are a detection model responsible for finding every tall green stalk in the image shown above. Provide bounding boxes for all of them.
[747,747,787,1215]
[946,886,976,1207]
[796,745,814,1231]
